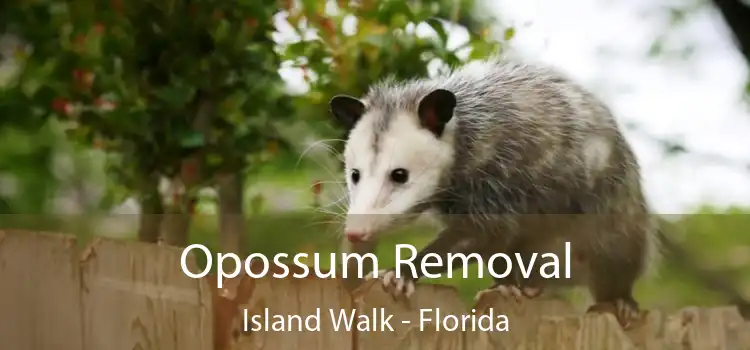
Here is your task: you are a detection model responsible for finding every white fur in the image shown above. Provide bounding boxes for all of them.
[343,111,454,240]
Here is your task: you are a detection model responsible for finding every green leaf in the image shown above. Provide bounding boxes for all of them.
[503,27,515,41]
[152,85,196,108]
[284,41,308,57]
[426,17,449,45]
[362,34,387,48]
[180,131,205,148]
[213,19,231,43]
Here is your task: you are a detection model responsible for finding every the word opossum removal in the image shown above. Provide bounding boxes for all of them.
[180,243,572,288]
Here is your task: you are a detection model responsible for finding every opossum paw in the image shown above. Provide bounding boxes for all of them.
[586,298,641,329]
[474,284,542,303]
[377,269,416,300]
[614,298,641,329]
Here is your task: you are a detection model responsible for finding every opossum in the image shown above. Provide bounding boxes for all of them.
[328,57,750,328]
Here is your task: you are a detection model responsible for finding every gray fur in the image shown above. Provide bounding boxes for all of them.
[337,56,750,325]
[343,57,661,326]
[363,58,649,219]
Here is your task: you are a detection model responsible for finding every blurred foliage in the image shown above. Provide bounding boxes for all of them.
[280,0,502,153]
[0,0,504,217]
[1,0,293,210]
[0,119,60,213]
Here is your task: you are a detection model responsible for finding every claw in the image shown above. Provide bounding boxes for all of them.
[405,281,415,297]
[474,284,543,303]
[615,299,640,329]
[374,270,417,299]
[497,285,523,301]
[474,288,496,302]
[586,299,641,329]
[523,286,542,298]
[382,270,396,288]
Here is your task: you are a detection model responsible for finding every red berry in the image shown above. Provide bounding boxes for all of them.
[245,18,258,28]
[93,23,105,34]
[72,69,94,86]
[51,97,69,114]
[182,162,197,177]
[180,158,201,185]
[320,18,335,35]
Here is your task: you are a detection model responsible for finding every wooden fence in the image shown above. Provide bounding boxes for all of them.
[1,230,749,350]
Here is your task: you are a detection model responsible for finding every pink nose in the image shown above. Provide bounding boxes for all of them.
[346,232,364,243]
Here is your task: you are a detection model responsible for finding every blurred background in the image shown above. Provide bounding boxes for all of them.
[0,0,748,311]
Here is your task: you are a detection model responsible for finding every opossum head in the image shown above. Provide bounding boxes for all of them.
[329,89,457,243]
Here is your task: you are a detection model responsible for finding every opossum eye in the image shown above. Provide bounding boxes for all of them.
[350,169,360,184]
[390,168,409,184]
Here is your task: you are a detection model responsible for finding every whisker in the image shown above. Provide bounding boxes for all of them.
[315,210,346,220]
[295,139,345,170]
[318,196,347,211]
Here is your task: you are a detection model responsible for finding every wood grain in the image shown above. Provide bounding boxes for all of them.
[79,237,212,350]
[2,230,749,350]
[0,230,83,350]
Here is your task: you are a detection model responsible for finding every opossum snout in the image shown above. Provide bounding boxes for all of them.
[344,213,387,242]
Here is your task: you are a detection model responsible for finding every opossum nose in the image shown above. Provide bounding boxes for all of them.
[345,231,365,243]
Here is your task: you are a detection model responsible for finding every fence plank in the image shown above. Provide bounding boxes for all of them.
[0,230,83,350]
[352,279,470,350]
[661,306,750,350]
[620,309,673,350]
[79,238,212,350]
[529,314,635,350]
[470,292,578,349]
[210,274,257,350]
[395,325,468,350]
[227,265,353,350]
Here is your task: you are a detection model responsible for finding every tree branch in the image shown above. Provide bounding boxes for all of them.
[711,0,750,66]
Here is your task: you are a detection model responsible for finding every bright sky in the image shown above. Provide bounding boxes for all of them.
[276,0,750,214]
[491,0,750,213]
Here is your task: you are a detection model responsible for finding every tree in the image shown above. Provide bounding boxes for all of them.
[710,0,750,69]
[1,0,294,252]
[0,0,506,257]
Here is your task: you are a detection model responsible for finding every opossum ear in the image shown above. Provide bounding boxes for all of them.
[417,89,456,137]
[329,95,365,130]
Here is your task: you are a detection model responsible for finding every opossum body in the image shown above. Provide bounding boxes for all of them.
[329,57,658,328]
